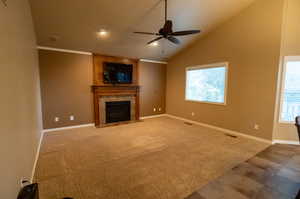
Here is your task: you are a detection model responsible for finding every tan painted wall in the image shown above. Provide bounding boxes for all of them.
[38,51,166,128]
[39,50,94,129]
[280,0,300,56]
[273,0,300,142]
[139,61,166,117]
[0,1,42,198]
[166,0,284,140]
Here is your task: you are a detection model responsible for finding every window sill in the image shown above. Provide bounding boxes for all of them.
[278,121,296,125]
[185,99,227,106]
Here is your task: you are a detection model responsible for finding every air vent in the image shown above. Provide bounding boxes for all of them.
[225,133,238,138]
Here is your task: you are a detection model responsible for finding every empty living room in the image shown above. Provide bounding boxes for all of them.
[2,0,300,198]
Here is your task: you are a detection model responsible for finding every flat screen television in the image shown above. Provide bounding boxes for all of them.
[103,62,133,84]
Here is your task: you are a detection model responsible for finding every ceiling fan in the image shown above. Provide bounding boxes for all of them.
[134,0,201,45]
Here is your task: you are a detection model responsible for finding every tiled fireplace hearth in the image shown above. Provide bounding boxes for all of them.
[92,86,140,127]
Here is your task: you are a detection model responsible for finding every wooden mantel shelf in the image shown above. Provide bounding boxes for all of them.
[92,85,140,89]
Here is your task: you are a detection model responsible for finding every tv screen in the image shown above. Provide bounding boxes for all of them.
[103,62,133,84]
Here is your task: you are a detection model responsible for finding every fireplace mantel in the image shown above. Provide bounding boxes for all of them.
[92,85,140,127]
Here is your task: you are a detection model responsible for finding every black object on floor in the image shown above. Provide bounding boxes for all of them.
[296,189,300,199]
[17,183,39,199]
[296,116,300,142]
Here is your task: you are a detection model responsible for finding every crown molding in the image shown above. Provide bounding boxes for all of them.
[37,46,92,55]
[140,59,168,65]
[37,47,168,63]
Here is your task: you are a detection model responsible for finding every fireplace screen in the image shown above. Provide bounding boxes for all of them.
[105,101,131,123]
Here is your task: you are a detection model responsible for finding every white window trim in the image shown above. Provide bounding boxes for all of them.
[278,56,300,124]
[185,62,229,106]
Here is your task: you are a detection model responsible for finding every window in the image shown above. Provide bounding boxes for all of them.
[185,62,228,105]
[280,57,300,122]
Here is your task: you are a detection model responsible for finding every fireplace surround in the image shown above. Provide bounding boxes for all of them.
[100,95,135,125]
[92,85,140,127]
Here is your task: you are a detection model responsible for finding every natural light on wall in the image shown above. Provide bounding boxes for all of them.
[185,63,228,105]
[280,59,300,122]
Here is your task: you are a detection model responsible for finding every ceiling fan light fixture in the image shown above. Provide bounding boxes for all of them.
[133,0,201,45]
[150,41,159,46]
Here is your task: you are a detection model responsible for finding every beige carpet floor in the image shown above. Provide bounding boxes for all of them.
[35,117,269,199]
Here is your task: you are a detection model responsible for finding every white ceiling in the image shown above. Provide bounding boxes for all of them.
[29,0,255,61]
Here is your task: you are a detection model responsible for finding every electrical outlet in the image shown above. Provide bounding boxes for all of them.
[153,108,156,112]
[70,115,74,121]
[254,124,260,130]
[20,178,24,187]
[191,112,195,116]
[54,117,59,122]
[20,178,29,188]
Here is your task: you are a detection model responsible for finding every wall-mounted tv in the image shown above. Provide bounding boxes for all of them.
[103,62,133,84]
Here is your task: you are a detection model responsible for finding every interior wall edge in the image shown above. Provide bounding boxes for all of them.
[272,0,300,141]
[30,130,44,182]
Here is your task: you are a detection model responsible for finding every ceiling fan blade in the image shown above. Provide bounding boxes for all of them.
[134,32,159,35]
[147,36,163,45]
[171,30,201,36]
[167,36,180,44]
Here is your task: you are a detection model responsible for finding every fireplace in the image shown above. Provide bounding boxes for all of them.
[91,54,140,128]
[92,85,140,127]
[106,101,131,123]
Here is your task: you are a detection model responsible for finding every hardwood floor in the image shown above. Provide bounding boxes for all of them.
[186,144,300,199]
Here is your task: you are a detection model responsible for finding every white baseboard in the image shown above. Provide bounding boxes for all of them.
[272,140,300,145]
[140,114,167,120]
[31,131,44,182]
[42,123,95,133]
[165,114,272,144]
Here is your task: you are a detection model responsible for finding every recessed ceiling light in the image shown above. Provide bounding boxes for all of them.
[150,41,159,46]
[98,29,108,37]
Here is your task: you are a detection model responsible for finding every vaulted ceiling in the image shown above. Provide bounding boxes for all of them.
[29,0,255,61]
